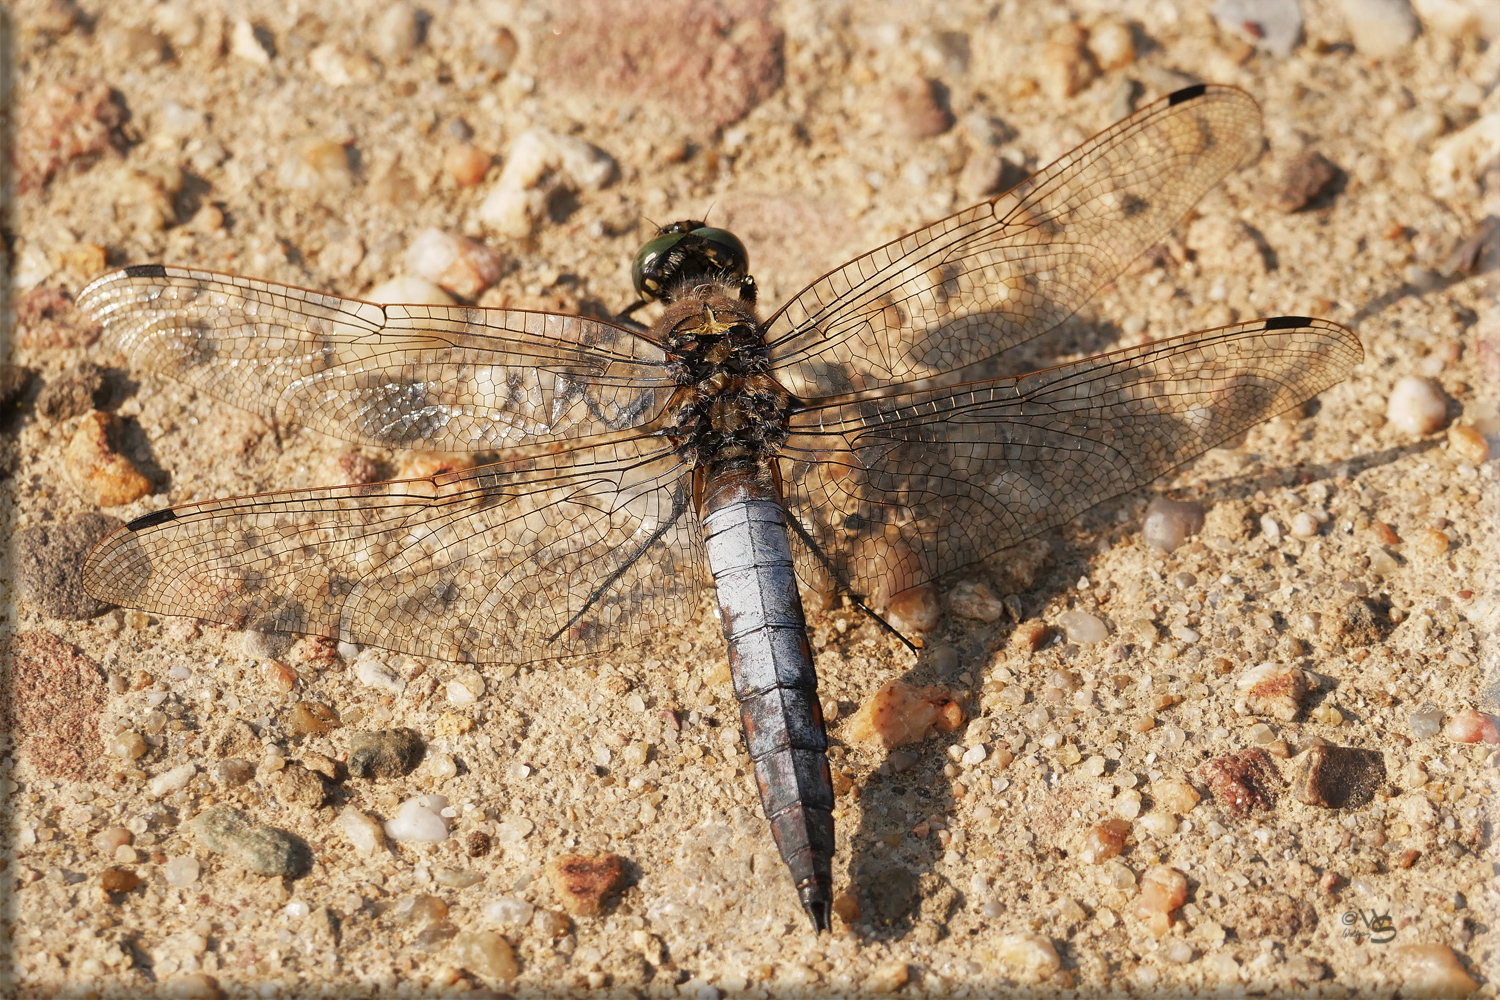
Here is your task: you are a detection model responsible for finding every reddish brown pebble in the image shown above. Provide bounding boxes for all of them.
[65,411,153,507]
[1200,748,1284,818]
[1133,865,1188,938]
[334,452,381,485]
[884,583,942,633]
[1374,521,1401,546]
[1448,424,1490,463]
[1396,849,1420,869]
[1239,664,1311,722]
[398,452,477,480]
[537,1,782,133]
[443,143,492,186]
[1078,819,1128,864]
[15,286,100,350]
[466,831,492,858]
[1275,151,1341,212]
[1319,870,1342,894]
[547,853,626,916]
[287,701,340,736]
[1444,709,1500,744]
[259,660,299,695]
[1290,745,1386,809]
[886,78,953,140]
[1011,620,1052,652]
[845,679,964,748]
[100,867,141,892]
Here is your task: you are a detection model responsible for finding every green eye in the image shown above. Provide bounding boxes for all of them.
[631,232,689,299]
[689,228,748,271]
[631,223,751,302]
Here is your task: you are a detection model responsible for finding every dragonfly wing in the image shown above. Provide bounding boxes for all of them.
[766,85,1264,398]
[78,265,675,452]
[83,436,703,664]
[778,319,1362,605]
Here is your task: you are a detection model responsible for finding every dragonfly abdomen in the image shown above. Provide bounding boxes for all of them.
[701,472,834,933]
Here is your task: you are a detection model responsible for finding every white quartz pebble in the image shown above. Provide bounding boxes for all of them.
[163,855,200,887]
[484,895,535,926]
[1386,376,1450,435]
[1056,610,1109,644]
[1142,497,1204,552]
[149,763,196,797]
[385,796,450,843]
[337,807,386,854]
[364,275,455,307]
[354,650,406,694]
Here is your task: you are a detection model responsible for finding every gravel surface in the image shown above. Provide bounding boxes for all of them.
[3,0,1497,997]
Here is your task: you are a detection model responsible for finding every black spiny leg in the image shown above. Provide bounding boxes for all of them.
[613,298,651,334]
[783,512,919,653]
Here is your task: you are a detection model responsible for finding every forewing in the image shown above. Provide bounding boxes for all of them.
[78,265,675,451]
[766,85,1264,398]
[779,319,1361,604]
[82,437,703,664]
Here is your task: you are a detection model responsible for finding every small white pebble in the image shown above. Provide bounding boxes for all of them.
[149,763,196,797]
[336,807,386,854]
[365,275,455,307]
[427,752,458,780]
[93,827,132,853]
[1386,376,1449,436]
[162,855,200,887]
[285,900,310,918]
[1290,511,1320,538]
[385,797,450,843]
[374,1,423,56]
[354,651,407,694]
[1056,610,1109,644]
[230,19,272,65]
[114,845,139,864]
[484,895,535,926]
[961,745,987,767]
[1116,788,1142,819]
[1259,514,1283,543]
[1142,497,1204,552]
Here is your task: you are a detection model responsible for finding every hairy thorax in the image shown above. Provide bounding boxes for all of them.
[658,283,793,470]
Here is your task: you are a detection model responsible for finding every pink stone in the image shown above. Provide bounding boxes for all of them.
[1444,709,1500,744]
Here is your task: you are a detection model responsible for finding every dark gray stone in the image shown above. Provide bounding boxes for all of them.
[15,513,122,619]
[347,728,425,779]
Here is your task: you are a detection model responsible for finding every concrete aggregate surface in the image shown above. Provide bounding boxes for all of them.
[1,0,1496,996]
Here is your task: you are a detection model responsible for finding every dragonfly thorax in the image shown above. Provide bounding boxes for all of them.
[657,283,792,471]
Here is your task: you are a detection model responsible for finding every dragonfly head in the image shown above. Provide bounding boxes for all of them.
[632,220,752,304]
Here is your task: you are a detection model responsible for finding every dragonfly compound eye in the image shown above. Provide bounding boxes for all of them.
[631,224,750,301]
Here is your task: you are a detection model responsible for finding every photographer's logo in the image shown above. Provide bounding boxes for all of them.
[1342,909,1397,945]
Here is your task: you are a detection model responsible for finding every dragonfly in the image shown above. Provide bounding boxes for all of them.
[78,84,1361,932]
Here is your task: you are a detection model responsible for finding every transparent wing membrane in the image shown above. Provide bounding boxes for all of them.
[779,319,1362,605]
[766,86,1263,398]
[83,438,701,664]
[79,266,675,452]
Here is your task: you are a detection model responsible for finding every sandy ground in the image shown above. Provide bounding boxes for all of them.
[2,0,1498,996]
